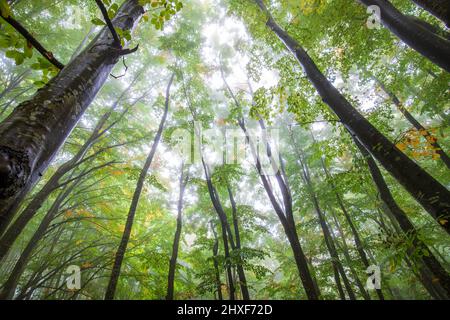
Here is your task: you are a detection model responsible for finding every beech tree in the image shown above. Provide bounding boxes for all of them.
[0,0,448,301]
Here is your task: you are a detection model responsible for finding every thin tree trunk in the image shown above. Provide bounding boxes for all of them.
[69,26,96,63]
[329,209,372,300]
[227,185,250,300]
[182,74,246,300]
[0,176,80,299]
[0,0,144,223]
[201,158,235,300]
[354,138,450,299]
[411,0,449,27]
[253,0,450,235]
[219,69,319,299]
[358,0,450,71]
[221,214,235,300]
[210,221,223,300]
[317,154,385,300]
[376,78,450,169]
[296,150,356,299]
[104,73,174,300]
[332,262,347,300]
[166,163,188,300]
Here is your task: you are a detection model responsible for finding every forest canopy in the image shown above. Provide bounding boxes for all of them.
[0,0,449,301]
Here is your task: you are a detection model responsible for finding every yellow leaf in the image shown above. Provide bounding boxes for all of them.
[111,170,125,176]
[396,142,407,151]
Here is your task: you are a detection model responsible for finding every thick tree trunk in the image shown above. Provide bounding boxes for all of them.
[376,79,450,169]
[0,85,133,257]
[411,0,449,27]
[0,0,144,224]
[166,163,188,300]
[354,138,450,299]
[358,0,450,71]
[104,73,174,300]
[253,0,450,235]
[210,221,223,300]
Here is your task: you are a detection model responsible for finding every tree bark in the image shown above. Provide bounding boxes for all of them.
[201,158,235,300]
[295,149,356,299]
[354,138,450,299]
[253,0,450,235]
[317,154,385,300]
[0,175,81,300]
[411,0,449,27]
[329,209,373,300]
[0,81,137,260]
[104,73,174,300]
[358,0,450,71]
[0,0,144,224]
[227,185,250,300]
[166,163,188,300]
[210,221,223,300]
[219,67,320,299]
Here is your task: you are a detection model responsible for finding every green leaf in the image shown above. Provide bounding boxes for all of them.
[0,0,11,17]
[91,18,106,26]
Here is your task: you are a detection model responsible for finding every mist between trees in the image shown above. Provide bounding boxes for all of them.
[0,0,448,300]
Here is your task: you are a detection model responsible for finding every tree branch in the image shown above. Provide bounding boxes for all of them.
[0,14,65,69]
[95,0,121,47]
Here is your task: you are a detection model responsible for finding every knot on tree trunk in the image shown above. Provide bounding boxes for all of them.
[0,146,29,199]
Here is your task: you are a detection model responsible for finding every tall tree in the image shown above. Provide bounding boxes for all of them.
[250,0,450,235]
[358,0,450,72]
[0,168,87,299]
[209,220,224,300]
[0,0,144,225]
[104,73,174,300]
[0,77,141,242]
[221,71,320,300]
[353,138,450,299]
[166,162,189,300]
